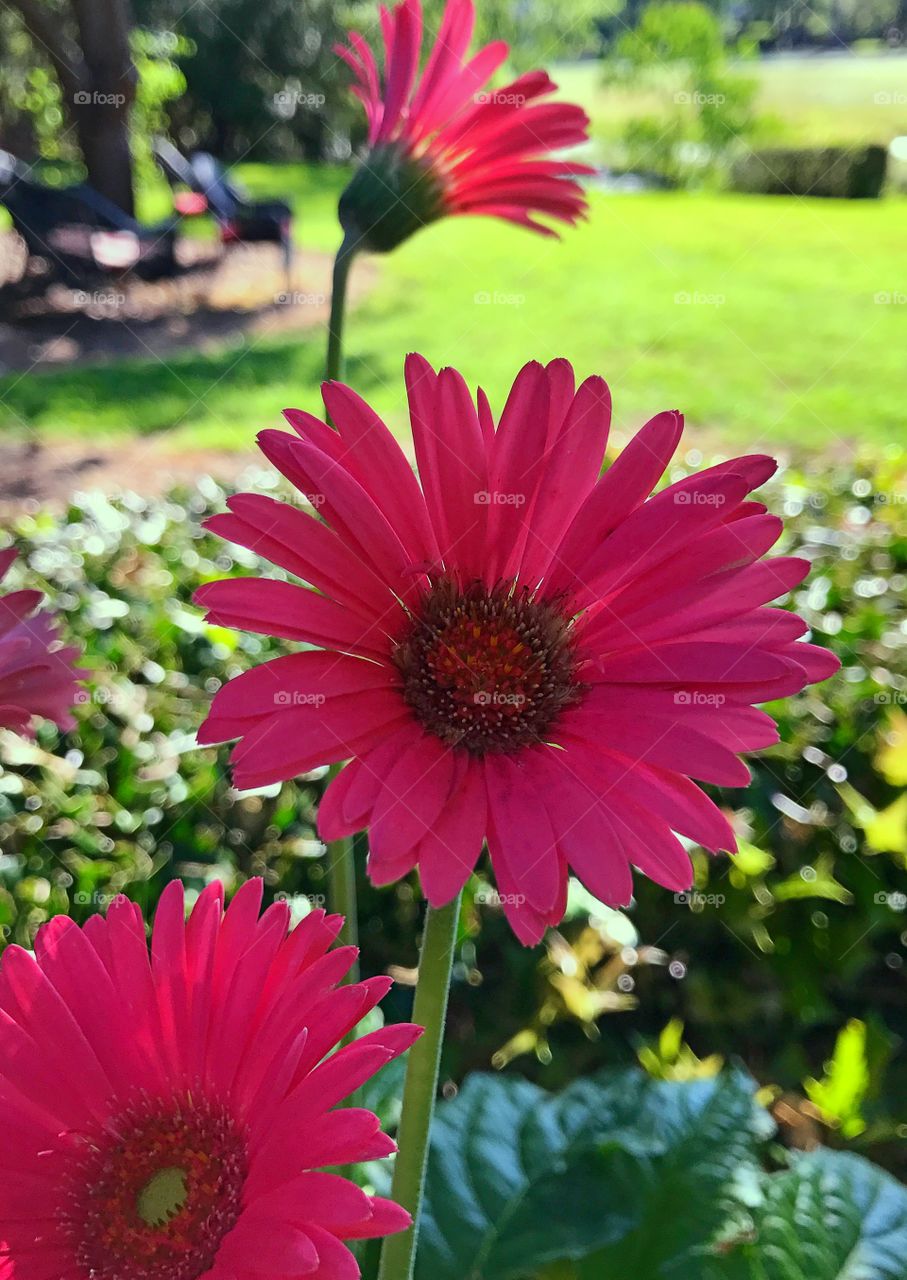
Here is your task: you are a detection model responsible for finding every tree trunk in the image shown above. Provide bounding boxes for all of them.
[71,98,137,216]
[70,0,137,215]
[7,0,138,216]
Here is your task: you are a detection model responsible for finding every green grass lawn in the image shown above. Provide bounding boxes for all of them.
[753,52,907,145]
[1,167,903,456]
[557,51,907,147]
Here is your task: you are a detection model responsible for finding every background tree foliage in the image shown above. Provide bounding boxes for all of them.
[2,0,137,210]
[4,0,905,179]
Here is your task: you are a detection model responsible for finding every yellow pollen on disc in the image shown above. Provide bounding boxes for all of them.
[136,1167,189,1227]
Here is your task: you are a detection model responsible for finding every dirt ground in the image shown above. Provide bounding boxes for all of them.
[0,438,261,510]
[0,231,376,509]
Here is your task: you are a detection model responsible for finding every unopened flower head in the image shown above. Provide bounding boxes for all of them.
[335,0,592,252]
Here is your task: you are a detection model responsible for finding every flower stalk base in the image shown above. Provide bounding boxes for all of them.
[377,893,461,1280]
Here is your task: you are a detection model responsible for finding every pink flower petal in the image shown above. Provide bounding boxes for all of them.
[520,374,611,583]
[417,756,487,905]
[368,732,459,861]
[195,578,396,659]
[484,361,551,582]
[209,493,394,620]
[485,754,561,914]
[257,430,418,601]
[317,383,439,566]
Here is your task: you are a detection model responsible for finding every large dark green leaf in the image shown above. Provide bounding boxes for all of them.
[416,1070,766,1280]
[707,1149,907,1280]
[575,1070,771,1280]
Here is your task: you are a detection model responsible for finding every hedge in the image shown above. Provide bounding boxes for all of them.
[730,145,888,198]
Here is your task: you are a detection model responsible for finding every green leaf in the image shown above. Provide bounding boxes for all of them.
[804,1020,870,1138]
[729,841,776,878]
[710,1150,907,1280]
[577,1074,770,1279]
[772,854,852,905]
[416,1071,766,1280]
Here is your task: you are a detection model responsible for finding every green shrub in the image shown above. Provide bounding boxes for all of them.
[605,1,760,187]
[615,0,726,67]
[731,145,888,198]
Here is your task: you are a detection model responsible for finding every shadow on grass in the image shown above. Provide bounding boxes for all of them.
[0,333,387,444]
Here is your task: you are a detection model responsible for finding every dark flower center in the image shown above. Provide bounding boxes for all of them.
[62,1094,247,1280]
[392,579,582,754]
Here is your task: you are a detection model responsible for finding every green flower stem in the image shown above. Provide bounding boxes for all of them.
[325,233,357,384]
[324,761,359,983]
[378,894,461,1280]
[323,235,358,974]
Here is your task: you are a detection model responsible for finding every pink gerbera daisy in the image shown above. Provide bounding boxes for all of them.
[0,880,418,1278]
[335,0,592,250]
[197,357,840,944]
[0,547,82,735]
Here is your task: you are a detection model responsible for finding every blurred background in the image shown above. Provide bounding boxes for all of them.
[1,0,906,1184]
